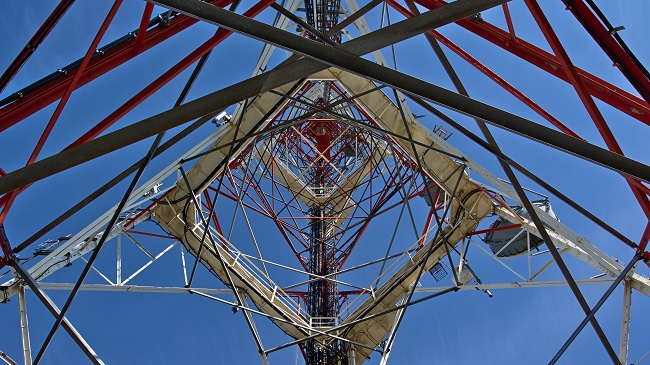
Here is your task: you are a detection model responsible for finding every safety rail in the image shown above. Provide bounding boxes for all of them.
[310,316,339,328]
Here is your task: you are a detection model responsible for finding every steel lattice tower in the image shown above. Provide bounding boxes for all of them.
[0,1,649,364]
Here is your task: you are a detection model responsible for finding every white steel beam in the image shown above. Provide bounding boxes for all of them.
[30,278,617,295]
[378,296,406,365]
[619,279,632,364]
[17,285,32,365]
[149,66,492,364]
[153,80,310,340]
[414,277,618,292]
[31,283,231,295]
[116,233,122,286]
[11,262,104,365]
[494,206,650,296]
[254,127,392,230]
[633,351,650,365]
[1,123,235,297]
[343,0,415,120]
[251,0,302,77]
[321,70,492,363]
[400,103,645,288]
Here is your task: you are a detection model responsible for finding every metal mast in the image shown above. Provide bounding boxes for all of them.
[301,10,347,363]
[306,204,343,364]
[0,1,649,364]
[305,86,346,364]
[304,0,342,43]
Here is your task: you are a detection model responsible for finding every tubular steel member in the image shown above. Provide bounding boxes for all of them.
[0,0,266,221]
[178,166,272,363]
[0,0,124,229]
[153,79,313,341]
[524,0,650,223]
[298,69,492,364]
[619,279,633,364]
[4,0,648,131]
[298,84,389,363]
[0,350,18,365]
[550,252,643,364]
[303,0,342,43]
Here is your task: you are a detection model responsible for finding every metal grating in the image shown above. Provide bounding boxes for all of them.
[429,262,448,282]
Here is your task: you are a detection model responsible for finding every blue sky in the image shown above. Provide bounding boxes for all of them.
[0,0,649,364]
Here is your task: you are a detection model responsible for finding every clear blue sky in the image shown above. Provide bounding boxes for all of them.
[0,1,649,364]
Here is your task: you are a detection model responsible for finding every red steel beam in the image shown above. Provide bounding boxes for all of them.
[232,162,310,270]
[29,0,123,166]
[123,189,172,228]
[412,0,650,125]
[562,0,650,104]
[0,224,12,269]
[0,1,124,227]
[0,191,17,226]
[391,0,650,206]
[524,0,650,222]
[0,0,76,93]
[467,223,521,236]
[134,2,156,51]
[202,190,225,237]
[501,3,516,40]
[639,221,650,254]
[0,0,232,132]
[0,0,263,221]
[388,0,581,139]
[66,0,270,149]
[5,0,649,133]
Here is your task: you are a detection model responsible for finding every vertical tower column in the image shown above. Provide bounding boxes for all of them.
[307,205,346,364]
[305,118,347,364]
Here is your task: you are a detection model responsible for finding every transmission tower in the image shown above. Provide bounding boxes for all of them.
[0,1,649,364]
